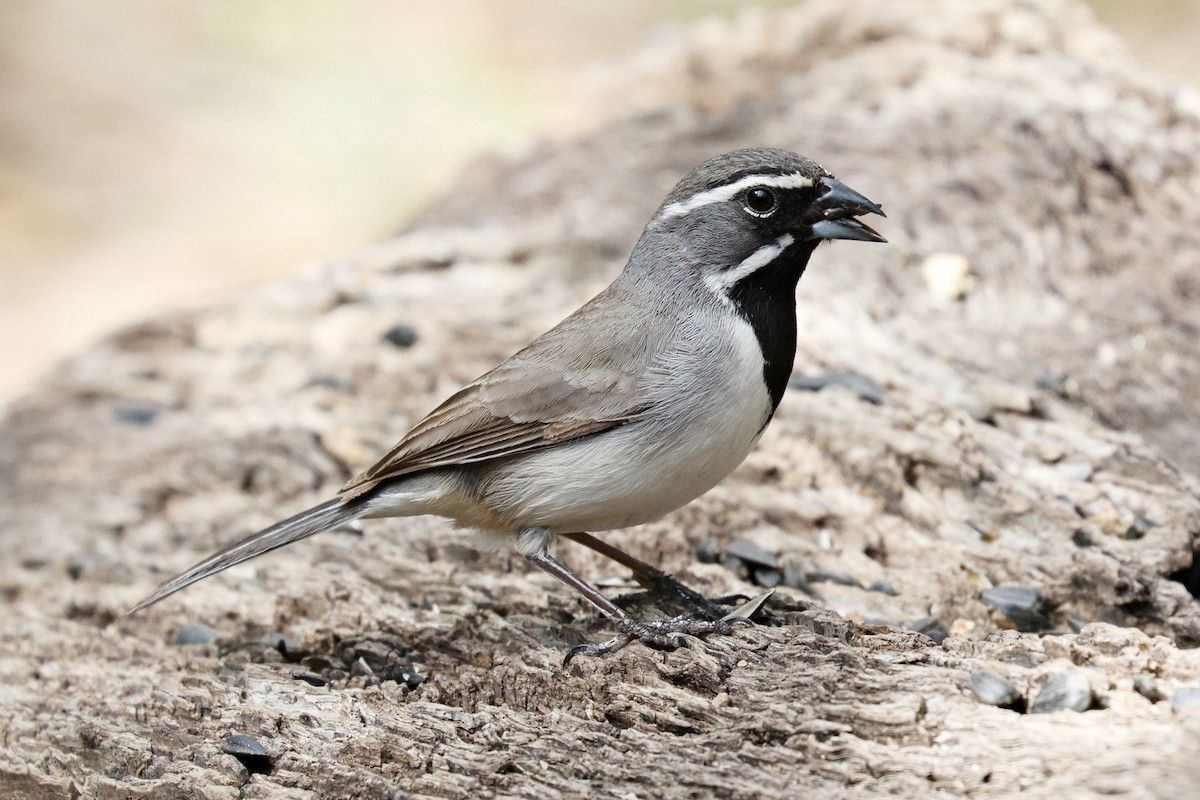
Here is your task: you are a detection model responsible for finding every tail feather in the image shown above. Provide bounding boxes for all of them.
[128,497,360,614]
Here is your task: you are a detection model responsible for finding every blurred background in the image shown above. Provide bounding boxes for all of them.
[1,0,1197,403]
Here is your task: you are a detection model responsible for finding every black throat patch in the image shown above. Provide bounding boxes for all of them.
[724,242,817,414]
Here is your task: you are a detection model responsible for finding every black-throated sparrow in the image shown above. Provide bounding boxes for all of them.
[131,148,885,662]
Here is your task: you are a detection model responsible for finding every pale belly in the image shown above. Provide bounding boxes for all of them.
[476,406,767,532]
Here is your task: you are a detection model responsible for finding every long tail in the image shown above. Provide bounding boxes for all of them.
[128,497,361,614]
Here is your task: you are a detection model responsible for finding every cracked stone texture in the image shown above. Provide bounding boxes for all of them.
[3,0,1200,798]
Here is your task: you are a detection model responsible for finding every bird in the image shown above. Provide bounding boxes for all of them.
[130,148,886,663]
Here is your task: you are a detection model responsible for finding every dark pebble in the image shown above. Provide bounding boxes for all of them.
[305,375,356,394]
[172,623,219,646]
[782,562,820,597]
[292,672,327,687]
[1170,687,1200,713]
[969,670,1021,708]
[867,580,896,595]
[1071,528,1096,547]
[980,586,1051,632]
[260,632,301,656]
[382,323,419,349]
[908,617,948,645]
[113,403,158,426]
[696,538,721,564]
[788,370,884,405]
[66,554,96,581]
[1030,671,1093,713]
[754,567,784,588]
[221,734,272,775]
[723,540,778,570]
[399,667,427,690]
[1133,675,1164,703]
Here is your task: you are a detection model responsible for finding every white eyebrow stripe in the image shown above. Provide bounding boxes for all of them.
[659,172,815,220]
[703,233,795,304]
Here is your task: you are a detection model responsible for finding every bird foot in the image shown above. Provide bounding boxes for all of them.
[615,570,749,620]
[563,614,751,665]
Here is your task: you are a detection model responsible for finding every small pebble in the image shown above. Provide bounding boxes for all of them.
[723,540,777,570]
[382,323,419,349]
[782,562,820,598]
[222,734,267,757]
[172,624,219,646]
[754,567,784,588]
[696,538,721,564]
[1071,528,1097,547]
[1170,687,1200,713]
[221,734,272,775]
[399,667,426,690]
[1133,675,1164,703]
[400,667,427,690]
[908,617,947,645]
[1055,461,1093,482]
[921,251,973,302]
[293,672,327,687]
[867,580,896,595]
[969,670,1021,708]
[949,618,976,636]
[787,371,884,405]
[305,375,356,394]
[1030,671,1093,714]
[980,586,1050,632]
[112,403,159,426]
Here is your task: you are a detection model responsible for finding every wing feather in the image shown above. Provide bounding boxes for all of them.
[341,285,663,498]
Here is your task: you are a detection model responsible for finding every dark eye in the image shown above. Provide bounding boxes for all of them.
[744,187,777,216]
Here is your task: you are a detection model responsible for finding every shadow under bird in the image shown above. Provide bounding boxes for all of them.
[131,148,886,663]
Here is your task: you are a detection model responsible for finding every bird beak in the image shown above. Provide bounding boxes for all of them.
[806,176,887,243]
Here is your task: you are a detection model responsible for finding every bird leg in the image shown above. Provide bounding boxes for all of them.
[561,531,747,619]
[520,534,747,665]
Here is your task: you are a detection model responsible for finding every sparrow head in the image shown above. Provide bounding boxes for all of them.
[645,147,886,298]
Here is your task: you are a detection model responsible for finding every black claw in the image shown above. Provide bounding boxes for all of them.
[563,644,590,667]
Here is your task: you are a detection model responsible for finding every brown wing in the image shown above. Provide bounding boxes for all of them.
[340,285,664,498]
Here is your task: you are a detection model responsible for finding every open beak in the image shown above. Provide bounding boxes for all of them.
[806,176,887,243]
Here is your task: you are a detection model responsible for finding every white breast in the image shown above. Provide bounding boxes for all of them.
[476,311,772,533]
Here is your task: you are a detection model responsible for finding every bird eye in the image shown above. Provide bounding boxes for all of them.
[743,187,777,217]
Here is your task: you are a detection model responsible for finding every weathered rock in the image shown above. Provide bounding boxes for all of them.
[3,1,1200,798]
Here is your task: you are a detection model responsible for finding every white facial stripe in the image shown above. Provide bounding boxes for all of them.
[704,233,795,303]
[659,173,815,220]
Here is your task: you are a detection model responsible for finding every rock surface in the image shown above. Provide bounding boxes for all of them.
[3,1,1200,797]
